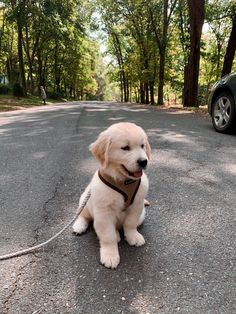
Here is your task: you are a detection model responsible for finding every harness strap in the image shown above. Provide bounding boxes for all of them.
[98,170,141,208]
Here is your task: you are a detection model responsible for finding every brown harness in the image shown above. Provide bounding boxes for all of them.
[98,170,141,209]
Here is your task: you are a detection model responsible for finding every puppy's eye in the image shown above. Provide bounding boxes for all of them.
[141,144,144,149]
[121,145,130,151]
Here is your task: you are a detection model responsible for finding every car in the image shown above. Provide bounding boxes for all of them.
[208,72,236,133]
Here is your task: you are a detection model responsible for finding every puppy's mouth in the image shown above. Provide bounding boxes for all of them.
[122,165,143,178]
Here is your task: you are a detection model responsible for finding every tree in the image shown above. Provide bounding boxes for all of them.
[221,7,236,77]
[205,0,233,81]
[149,0,177,105]
[0,0,102,99]
[183,0,205,107]
[1,0,234,104]
[5,0,27,95]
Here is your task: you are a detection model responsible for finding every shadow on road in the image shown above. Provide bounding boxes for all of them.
[0,103,235,313]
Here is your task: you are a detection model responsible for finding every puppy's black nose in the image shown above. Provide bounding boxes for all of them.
[137,159,148,169]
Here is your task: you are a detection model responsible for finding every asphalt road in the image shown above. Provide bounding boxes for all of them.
[0,102,235,314]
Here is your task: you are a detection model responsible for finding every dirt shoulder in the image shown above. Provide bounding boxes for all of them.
[0,97,209,119]
[0,95,62,112]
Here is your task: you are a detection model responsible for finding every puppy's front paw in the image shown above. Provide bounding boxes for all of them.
[100,246,120,269]
[125,231,145,247]
[72,217,89,235]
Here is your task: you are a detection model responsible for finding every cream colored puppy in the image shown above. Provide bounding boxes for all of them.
[73,122,151,269]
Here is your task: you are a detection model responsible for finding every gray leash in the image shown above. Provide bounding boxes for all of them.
[0,190,91,261]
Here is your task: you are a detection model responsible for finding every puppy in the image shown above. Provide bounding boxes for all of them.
[73,122,151,269]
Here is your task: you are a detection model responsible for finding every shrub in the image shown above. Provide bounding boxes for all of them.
[198,85,209,106]
[46,92,62,100]
[13,83,24,98]
[0,84,12,95]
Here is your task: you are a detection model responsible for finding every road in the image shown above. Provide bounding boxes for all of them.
[0,102,235,314]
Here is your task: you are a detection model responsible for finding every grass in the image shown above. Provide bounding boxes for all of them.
[0,94,63,112]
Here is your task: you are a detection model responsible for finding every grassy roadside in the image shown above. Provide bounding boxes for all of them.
[0,95,64,112]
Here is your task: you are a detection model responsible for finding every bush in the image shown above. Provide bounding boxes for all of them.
[46,92,62,100]
[198,85,209,106]
[13,83,24,98]
[0,84,12,95]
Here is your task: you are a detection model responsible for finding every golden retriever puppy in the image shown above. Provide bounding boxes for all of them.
[73,122,151,269]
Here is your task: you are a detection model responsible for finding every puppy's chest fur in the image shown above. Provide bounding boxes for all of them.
[98,170,141,210]
[89,171,148,218]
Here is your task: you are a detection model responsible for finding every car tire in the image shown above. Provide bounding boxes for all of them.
[211,91,236,133]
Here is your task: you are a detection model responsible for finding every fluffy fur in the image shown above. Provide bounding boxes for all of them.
[73,122,151,269]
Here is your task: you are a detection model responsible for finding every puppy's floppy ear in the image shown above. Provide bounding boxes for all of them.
[89,131,111,167]
[145,138,151,160]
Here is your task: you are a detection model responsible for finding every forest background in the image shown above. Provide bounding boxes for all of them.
[0,0,235,107]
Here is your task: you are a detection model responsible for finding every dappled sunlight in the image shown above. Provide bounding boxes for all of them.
[180,173,219,186]
[222,163,236,176]
[24,128,53,136]
[165,207,218,239]
[32,151,48,159]
[108,117,125,121]
[148,128,197,145]
[153,150,195,174]
[160,131,196,145]
[168,110,193,115]
[0,128,9,136]
[0,102,235,314]
[85,108,113,112]
[122,107,149,112]
[76,157,97,177]
[130,293,158,313]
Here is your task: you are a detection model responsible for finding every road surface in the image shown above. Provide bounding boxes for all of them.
[0,102,235,314]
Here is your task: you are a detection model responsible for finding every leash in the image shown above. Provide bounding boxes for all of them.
[0,190,91,261]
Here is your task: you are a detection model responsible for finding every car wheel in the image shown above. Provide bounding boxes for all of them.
[211,91,236,133]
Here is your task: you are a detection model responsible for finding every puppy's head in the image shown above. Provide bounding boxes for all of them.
[90,122,151,180]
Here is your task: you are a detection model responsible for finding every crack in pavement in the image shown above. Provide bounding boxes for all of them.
[33,176,64,243]
[2,177,63,314]
[3,260,36,314]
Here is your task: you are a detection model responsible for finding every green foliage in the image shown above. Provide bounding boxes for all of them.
[0,0,235,105]
[0,0,105,100]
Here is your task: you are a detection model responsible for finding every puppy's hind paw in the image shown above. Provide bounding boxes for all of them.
[72,217,89,235]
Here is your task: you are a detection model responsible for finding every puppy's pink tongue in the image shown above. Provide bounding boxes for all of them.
[133,170,143,178]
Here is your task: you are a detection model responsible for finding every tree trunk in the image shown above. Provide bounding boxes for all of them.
[24,24,34,93]
[126,80,129,102]
[17,18,27,96]
[54,42,61,93]
[122,70,128,102]
[150,81,155,105]
[135,87,139,103]
[37,49,43,86]
[140,82,145,103]
[158,51,165,105]
[145,82,149,104]
[221,13,236,77]
[111,32,128,102]
[149,0,175,106]
[120,72,123,102]
[129,82,132,102]
[183,0,205,107]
